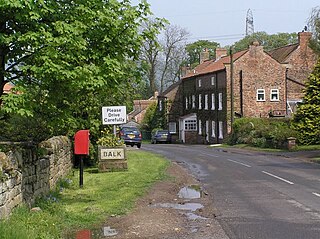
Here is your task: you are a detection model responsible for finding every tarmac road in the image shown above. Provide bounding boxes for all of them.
[142,144,320,239]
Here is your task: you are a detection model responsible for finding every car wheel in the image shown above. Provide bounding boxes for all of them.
[137,143,141,148]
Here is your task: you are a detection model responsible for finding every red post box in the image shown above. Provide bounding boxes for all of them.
[74,130,90,155]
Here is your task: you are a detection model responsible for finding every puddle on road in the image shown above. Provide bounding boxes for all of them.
[75,226,118,239]
[184,212,207,220]
[178,185,202,199]
[152,202,203,212]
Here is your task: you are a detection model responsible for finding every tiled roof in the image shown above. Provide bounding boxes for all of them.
[267,43,299,63]
[182,50,247,80]
[3,83,13,93]
[161,79,181,96]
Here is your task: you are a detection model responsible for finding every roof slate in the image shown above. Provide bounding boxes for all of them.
[267,43,299,63]
[182,50,247,80]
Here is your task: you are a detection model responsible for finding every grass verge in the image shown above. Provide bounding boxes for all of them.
[216,143,320,152]
[0,150,170,239]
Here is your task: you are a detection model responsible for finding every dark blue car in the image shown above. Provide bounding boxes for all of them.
[119,127,142,148]
[151,130,172,144]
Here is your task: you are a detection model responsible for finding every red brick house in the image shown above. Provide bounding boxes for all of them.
[162,32,318,144]
[127,91,158,124]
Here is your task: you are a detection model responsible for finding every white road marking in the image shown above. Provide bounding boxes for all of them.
[227,159,252,168]
[262,171,294,185]
[201,153,219,158]
[312,192,320,198]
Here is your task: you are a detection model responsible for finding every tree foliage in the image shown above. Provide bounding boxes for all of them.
[185,40,220,67]
[0,0,159,141]
[158,24,189,92]
[293,59,320,145]
[308,6,320,54]
[139,23,189,96]
[141,102,164,131]
[232,32,298,52]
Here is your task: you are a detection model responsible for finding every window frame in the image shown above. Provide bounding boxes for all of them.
[169,122,177,134]
[211,93,215,110]
[256,89,265,101]
[270,89,279,101]
[204,94,208,110]
[219,121,223,139]
[211,121,216,137]
[218,93,223,110]
[198,119,202,135]
[185,97,188,109]
[192,95,196,108]
[211,76,216,86]
[184,119,197,131]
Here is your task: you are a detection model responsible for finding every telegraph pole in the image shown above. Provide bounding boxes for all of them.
[229,47,234,134]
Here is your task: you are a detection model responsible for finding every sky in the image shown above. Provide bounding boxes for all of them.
[133,0,319,46]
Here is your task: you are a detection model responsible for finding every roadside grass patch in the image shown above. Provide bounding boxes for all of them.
[0,150,169,239]
[219,143,320,153]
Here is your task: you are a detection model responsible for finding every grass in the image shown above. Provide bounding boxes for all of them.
[216,143,320,152]
[0,150,170,239]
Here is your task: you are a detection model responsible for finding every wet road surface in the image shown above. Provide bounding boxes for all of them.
[142,144,320,239]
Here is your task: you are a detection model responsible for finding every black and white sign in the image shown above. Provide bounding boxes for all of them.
[102,106,127,125]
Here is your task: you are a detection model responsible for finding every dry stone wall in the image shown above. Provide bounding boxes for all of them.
[0,136,72,218]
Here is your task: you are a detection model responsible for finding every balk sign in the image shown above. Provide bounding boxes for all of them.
[98,146,127,172]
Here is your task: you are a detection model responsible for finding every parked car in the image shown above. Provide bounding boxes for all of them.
[151,130,172,144]
[119,126,142,148]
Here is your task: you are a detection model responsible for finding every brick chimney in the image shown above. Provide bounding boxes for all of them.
[200,48,210,64]
[249,40,263,56]
[215,48,227,60]
[180,65,191,77]
[298,31,312,50]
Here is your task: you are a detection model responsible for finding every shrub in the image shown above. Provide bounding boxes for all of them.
[227,118,297,149]
[96,129,124,147]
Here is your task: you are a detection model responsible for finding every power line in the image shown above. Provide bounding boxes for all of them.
[187,33,245,43]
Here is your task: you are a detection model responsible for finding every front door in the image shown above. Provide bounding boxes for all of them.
[179,114,197,143]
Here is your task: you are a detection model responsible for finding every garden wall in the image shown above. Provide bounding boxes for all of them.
[0,136,72,218]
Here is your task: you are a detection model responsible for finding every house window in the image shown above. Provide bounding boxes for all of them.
[184,120,197,131]
[198,79,202,87]
[211,76,216,86]
[206,120,209,142]
[219,121,223,139]
[198,94,202,109]
[211,121,216,137]
[198,120,202,135]
[185,97,188,109]
[211,93,215,110]
[159,100,163,111]
[218,93,223,110]
[270,89,279,101]
[204,94,208,110]
[192,95,196,108]
[257,89,265,101]
[169,122,177,134]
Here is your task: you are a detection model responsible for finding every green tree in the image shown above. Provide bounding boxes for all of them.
[141,102,164,131]
[293,59,320,145]
[233,32,297,52]
[185,40,220,67]
[0,0,159,141]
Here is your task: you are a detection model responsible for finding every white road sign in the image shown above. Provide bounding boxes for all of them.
[102,106,127,125]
